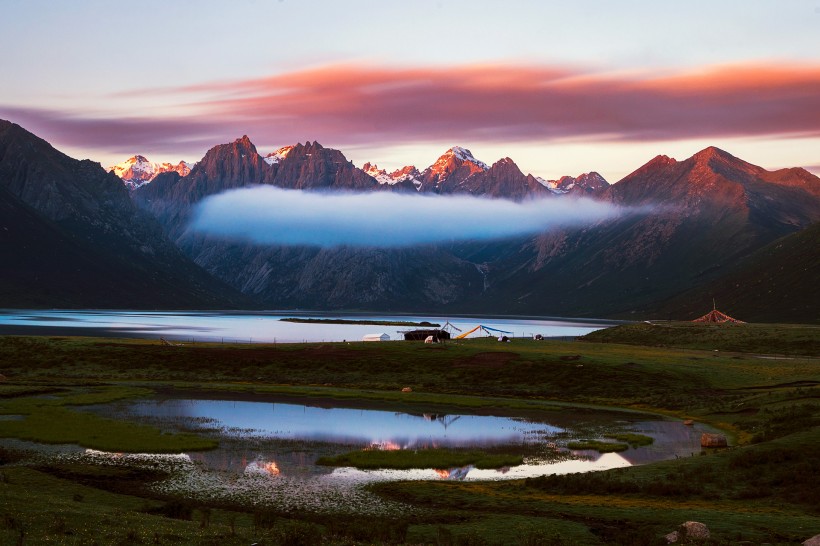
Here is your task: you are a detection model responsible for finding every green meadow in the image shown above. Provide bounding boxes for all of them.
[0,322,817,544]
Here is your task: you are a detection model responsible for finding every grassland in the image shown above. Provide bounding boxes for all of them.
[316,448,523,470]
[0,322,817,544]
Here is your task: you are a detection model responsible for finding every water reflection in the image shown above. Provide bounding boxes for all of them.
[125,399,562,448]
[8,395,715,514]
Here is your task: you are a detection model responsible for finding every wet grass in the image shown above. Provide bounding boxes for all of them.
[566,440,629,452]
[316,448,523,470]
[583,321,820,356]
[375,427,820,544]
[604,432,654,447]
[0,385,217,452]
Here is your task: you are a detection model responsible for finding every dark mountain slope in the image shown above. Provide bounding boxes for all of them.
[648,221,820,323]
[0,120,248,309]
[461,147,820,318]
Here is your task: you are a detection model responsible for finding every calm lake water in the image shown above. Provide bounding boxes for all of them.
[0,309,618,342]
[36,394,713,514]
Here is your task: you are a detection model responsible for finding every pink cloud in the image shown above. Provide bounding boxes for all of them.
[152,62,820,145]
[3,63,820,156]
[0,106,226,157]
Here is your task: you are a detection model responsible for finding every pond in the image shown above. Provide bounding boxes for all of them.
[0,310,617,343]
[27,394,715,515]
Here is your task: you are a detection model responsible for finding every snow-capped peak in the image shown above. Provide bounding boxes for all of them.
[109,155,154,179]
[536,172,609,195]
[446,146,489,170]
[424,146,489,184]
[362,162,394,185]
[361,162,422,187]
[108,156,191,189]
[264,145,294,165]
[535,176,562,193]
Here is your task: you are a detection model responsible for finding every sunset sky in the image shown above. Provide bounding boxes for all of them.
[1,0,819,182]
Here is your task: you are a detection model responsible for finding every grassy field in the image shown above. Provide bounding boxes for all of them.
[0,323,817,544]
[317,448,523,470]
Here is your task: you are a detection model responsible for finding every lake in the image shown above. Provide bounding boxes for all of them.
[20,394,713,515]
[0,309,618,343]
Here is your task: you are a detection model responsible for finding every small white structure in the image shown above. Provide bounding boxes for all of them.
[424,335,436,344]
[362,333,390,342]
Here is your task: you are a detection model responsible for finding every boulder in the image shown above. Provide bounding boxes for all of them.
[681,521,710,540]
[701,433,727,448]
[803,534,820,546]
[401,387,412,393]
[667,521,710,543]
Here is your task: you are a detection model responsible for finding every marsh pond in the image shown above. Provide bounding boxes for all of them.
[7,393,716,515]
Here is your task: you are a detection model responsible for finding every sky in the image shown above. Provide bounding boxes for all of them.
[1,0,819,182]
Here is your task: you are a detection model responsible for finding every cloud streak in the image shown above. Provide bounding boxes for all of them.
[0,106,225,158]
[173,63,820,144]
[189,186,630,248]
[3,62,820,157]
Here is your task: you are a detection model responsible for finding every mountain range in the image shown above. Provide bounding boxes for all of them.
[2,118,818,322]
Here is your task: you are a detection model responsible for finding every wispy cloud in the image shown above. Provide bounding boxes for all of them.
[189,186,631,248]
[174,63,820,144]
[0,106,224,157]
[4,62,820,156]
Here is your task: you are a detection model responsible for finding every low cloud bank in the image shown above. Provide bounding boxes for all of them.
[190,186,631,248]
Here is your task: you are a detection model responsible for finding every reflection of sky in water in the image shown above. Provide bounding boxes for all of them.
[6,398,718,514]
[126,399,561,448]
[0,310,615,343]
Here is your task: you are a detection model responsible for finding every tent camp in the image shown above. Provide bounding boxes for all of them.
[692,306,745,324]
[455,325,514,339]
[362,333,390,342]
[402,329,450,341]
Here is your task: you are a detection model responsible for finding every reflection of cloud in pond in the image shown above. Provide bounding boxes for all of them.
[433,466,473,480]
[244,459,280,476]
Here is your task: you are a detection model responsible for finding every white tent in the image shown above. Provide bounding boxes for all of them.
[362,333,390,342]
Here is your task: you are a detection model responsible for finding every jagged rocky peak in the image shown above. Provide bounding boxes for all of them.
[391,165,421,178]
[264,145,295,165]
[202,135,259,161]
[691,146,736,163]
[647,154,678,168]
[571,172,609,192]
[489,157,519,170]
[362,162,386,175]
[687,146,762,178]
